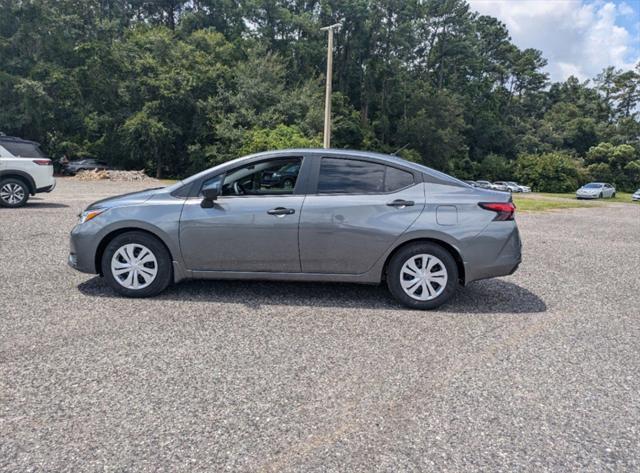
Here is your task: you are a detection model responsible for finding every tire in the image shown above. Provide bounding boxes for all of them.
[612,192,616,198]
[386,242,459,310]
[599,192,603,199]
[0,178,30,208]
[282,178,294,190]
[101,231,172,298]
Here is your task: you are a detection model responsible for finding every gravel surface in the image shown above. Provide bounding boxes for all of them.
[1,178,639,472]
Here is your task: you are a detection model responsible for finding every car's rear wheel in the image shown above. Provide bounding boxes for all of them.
[387,242,459,310]
[282,178,294,190]
[101,231,172,297]
[0,178,29,208]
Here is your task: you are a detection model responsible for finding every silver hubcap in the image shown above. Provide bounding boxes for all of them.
[1,183,25,205]
[400,254,448,301]
[111,244,158,290]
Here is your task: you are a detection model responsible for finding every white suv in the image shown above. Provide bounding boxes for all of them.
[0,136,56,208]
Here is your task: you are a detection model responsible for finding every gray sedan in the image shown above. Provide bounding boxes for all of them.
[69,149,522,309]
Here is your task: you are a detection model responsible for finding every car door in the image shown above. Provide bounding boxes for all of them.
[299,156,425,274]
[179,156,307,272]
[605,184,615,197]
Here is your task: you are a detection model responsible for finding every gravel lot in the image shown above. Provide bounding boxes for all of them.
[1,178,639,472]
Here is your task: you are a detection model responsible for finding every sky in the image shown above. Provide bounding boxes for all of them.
[467,0,640,82]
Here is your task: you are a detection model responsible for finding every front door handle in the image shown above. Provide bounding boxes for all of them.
[267,207,295,217]
[387,199,415,208]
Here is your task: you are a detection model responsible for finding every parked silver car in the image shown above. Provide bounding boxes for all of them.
[632,189,640,201]
[494,181,521,192]
[68,150,522,309]
[576,182,616,199]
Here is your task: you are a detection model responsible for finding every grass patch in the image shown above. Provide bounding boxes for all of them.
[513,196,597,212]
[513,191,637,212]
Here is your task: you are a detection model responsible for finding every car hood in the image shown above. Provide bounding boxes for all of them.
[86,187,164,210]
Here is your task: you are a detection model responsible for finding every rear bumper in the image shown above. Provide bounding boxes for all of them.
[464,223,522,284]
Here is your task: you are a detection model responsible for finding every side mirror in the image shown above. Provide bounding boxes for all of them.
[201,186,220,208]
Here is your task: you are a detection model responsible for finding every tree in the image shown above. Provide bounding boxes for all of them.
[0,0,637,187]
[515,152,584,192]
[240,124,321,154]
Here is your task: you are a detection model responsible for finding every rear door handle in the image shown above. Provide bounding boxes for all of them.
[267,207,295,217]
[387,199,415,208]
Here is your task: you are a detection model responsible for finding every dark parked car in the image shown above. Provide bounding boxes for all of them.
[261,162,300,190]
[62,159,110,175]
[69,149,522,310]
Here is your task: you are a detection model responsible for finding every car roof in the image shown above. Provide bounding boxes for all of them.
[181,148,464,187]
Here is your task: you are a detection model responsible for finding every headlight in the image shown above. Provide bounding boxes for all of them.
[79,209,106,224]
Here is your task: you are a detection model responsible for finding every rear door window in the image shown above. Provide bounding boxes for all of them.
[317,158,414,194]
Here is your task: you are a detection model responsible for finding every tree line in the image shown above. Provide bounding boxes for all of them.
[1,0,638,190]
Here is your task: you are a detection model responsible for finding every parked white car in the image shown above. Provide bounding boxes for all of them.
[632,189,640,201]
[507,181,531,192]
[576,182,616,199]
[494,181,521,192]
[0,136,55,208]
[491,182,510,192]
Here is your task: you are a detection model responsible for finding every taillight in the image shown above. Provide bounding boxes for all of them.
[479,202,516,221]
[33,159,52,166]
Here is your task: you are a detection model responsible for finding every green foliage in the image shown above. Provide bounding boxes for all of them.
[240,125,321,155]
[0,0,638,186]
[478,154,512,181]
[585,142,640,191]
[515,152,585,193]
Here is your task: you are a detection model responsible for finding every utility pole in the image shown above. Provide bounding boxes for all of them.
[321,23,341,149]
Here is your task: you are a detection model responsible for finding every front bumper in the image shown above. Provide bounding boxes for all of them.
[576,193,599,199]
[36,180,56,193]
[68,223,101,274]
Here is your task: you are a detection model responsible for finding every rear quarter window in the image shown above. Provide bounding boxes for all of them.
[385,167,414,192]
[0,141,46,158]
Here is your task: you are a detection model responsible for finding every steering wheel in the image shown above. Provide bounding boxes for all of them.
[233,181,245,195]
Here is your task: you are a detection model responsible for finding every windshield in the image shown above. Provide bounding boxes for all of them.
[583,183,603,189]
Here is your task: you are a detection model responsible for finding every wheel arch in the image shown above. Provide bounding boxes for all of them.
[0,170,36,194]
[94,227,175,277]
[382,237,466,285]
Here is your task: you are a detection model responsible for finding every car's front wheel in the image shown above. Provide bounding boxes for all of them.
[387,242,459,310]
[0,178,29,208]
[101,231,172,297]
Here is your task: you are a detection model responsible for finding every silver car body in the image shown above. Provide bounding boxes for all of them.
[69,149,521,287]
[494,181,521,192]
[576,182,616,199]
[632,189,640,201]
